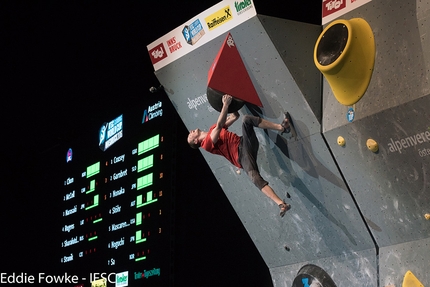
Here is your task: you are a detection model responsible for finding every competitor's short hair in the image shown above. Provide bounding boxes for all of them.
[187,139,200,149]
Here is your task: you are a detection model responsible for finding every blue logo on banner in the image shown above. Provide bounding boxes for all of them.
[182,19,205,45]
[99,114,123,151]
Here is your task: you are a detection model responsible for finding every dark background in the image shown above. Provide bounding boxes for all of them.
[1,1,319,286]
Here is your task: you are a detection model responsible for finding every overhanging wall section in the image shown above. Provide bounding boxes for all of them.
[153,15,376,285]
[259,15,323,124]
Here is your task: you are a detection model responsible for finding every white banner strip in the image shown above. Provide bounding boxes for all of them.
[147,0,257,71]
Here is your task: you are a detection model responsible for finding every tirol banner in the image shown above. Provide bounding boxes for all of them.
[322,0,372,25]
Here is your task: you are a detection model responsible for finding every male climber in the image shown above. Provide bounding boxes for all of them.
[187,94,291,217]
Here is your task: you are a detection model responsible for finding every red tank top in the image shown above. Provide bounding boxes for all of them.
[201,124,241,168]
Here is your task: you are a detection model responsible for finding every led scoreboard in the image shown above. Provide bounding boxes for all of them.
[60,95,175,287]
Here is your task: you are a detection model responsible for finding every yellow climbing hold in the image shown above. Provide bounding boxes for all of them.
[337,136,346,146]
[367,139,379,152]
[402,270,424,287]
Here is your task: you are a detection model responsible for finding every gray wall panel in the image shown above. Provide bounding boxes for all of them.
[258,15,323,124]
[380,238,430,286]
[325,95,430,247]
[154,14,376,285]
[321,1,430,284]
[323,0,430,132]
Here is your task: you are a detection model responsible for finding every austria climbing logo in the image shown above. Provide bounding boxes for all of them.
[142,101,163,123]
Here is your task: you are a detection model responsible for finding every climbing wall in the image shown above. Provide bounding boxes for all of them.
[321,0,430,286]
[147,0,430,286]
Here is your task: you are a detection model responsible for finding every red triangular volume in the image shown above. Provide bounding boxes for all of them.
[207,33,263,107]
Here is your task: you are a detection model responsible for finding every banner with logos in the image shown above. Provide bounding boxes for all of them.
[147,0,257,71]
[322,0,372,25]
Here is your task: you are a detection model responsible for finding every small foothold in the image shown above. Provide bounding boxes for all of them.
[337,136,346,146]
[236,169,241,175]
[284,245,290,251]
[425,213,430,220]
[367,139,379,152]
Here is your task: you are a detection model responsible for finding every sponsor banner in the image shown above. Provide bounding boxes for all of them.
[322,0,372,25]
[91,278,106,287]
[386,129,430,156]
[148,43,167,65]
[205,5,234,31]
[147,0,256,71]
[134,268,161,280]
[183,19,205,45]
[115,271,128,287]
